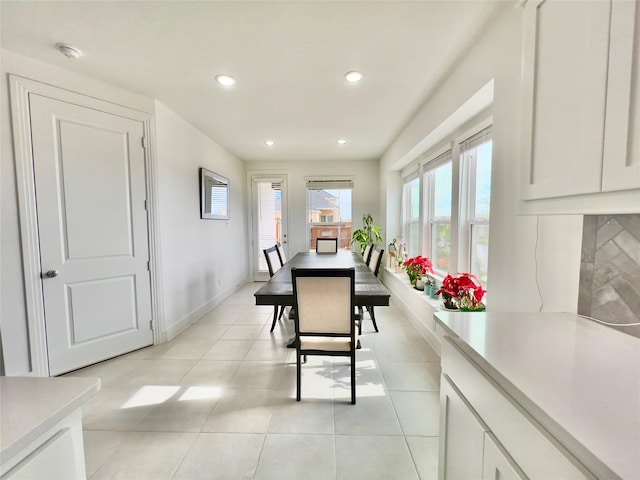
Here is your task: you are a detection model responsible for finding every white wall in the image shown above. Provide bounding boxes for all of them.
[244,160,380,260]
[155,102,248,339]
[379,6,584,322]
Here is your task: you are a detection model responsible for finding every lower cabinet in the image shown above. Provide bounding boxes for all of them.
[439,375,526,480]
[439,337,597,480]
[1,409,87,480]
[482,432,527,480]
[439,375,486,479]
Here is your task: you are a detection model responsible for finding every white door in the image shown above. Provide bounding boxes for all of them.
[30,93,153,375]
[252,176,288,281]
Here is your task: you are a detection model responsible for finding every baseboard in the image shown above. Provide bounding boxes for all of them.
[162,282,242,341]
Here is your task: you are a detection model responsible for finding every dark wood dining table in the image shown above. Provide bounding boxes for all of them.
[254,251,390,309]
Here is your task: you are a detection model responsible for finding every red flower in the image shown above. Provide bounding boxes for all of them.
[402,256,435,284]
[436,272,486,309]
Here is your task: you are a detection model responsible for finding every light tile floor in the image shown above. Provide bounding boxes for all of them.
[66,283,441,480]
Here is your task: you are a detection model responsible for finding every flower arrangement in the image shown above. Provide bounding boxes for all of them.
[403,256,435,286]
[395,238,408,266]
[436,272,486,311]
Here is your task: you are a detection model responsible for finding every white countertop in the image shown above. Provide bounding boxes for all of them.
[0,376,101,463]
[435,311,640,480]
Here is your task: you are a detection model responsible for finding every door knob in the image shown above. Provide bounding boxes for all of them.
[45,270,59,278]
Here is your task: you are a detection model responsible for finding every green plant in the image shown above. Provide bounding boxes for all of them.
[351,214,383,255]
[403,256,435,285]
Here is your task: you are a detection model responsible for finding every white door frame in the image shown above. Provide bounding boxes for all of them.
[246,171,290,282]
[9,75,164,377]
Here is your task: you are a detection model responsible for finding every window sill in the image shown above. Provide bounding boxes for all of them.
[383,267,442,309]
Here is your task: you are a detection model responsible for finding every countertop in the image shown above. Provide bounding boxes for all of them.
[0,376,101,463]
[434,311,640,480]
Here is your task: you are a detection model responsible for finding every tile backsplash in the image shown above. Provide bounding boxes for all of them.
[578,214,640,338]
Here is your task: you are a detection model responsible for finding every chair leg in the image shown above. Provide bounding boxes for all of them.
[357,306,363,335]
[296,351,302,401]
[368,306,379,333]
[351,352,356,405]
[277,305,285,320]
[270,305,278,332]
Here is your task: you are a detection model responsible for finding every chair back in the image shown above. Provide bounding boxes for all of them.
[263,245,281,277]
[368,247,384,277]
[362,244,373,265]
[292,268,355,336]
[316,237,338,253]
[275,243,286,265]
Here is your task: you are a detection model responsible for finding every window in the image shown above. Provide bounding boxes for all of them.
[461,128,492,283]
[307,187,352,251]
[402,177,420,257]
[400,122,493,286]
[423,154,453,276]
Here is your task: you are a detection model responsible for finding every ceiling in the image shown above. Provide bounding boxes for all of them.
[1,1,506,163]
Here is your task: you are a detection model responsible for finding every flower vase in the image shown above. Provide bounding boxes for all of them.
[415,279,425,291]
[442,293,458,310]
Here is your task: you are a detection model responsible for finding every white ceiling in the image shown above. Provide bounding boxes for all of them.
[1,1,506,163]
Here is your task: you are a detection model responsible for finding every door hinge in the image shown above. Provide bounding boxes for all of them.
[149,320,153,330]
[141,136,147,148]
[147,261,150,271]
[144,199,148,210]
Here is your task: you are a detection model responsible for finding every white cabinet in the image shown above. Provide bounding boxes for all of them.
[0,377,100,480]
[439,376,487,479]
[438,337,596,480]
[439,375,527,480]
[482,433,527,480]
[602,0,640,192]
[520,0,640,213]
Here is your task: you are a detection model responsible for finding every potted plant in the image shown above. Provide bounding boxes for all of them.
[424,275,437,297]
[403,256,435,289]
[436,272,486,311]
[351,214,383,255]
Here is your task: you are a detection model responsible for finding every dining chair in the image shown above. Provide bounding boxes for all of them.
[316,237,338,253]
[275,243,286,265]
[362,243,373,265]
[357,247,384,335]
[291,267,357,404]
[264,245,286,332]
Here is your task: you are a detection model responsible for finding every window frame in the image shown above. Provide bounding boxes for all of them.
[422,150,454,277]
[401,174,421,258]
[399,117,492,285]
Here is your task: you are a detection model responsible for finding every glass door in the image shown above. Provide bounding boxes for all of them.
[252,176,287,281]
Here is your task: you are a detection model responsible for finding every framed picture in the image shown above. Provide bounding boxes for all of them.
[200,168,229,220]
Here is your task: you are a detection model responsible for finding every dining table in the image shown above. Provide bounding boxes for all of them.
[254,250,390,311]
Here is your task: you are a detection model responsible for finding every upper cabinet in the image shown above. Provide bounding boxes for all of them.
[520,0,640,214]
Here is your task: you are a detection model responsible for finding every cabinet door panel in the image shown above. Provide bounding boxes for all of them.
[602,0,640,192]
[482,433,528,480]
[439,375,487,480]
[521,0,611,199]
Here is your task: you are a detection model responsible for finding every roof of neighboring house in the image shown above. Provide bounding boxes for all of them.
[309,190,338,211]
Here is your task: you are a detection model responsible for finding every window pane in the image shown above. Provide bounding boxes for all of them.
[470,224,490,283]
[408,222,419,257]
[409,178,420,220]
[475,140,492,220]
[308,188,352,251]
[431,223,451,275]
[403,178,420,255]
[433,163,452,218]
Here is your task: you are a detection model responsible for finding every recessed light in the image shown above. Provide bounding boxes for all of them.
[337,139,347,145]
[56,43,82,59]
[264,140,275,147]
[345,71,363,83]
[215,74,236,87]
